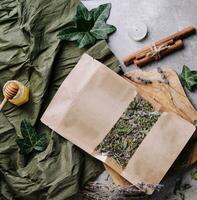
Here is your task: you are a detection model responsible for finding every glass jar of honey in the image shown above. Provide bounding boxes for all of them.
[3,80,29,106]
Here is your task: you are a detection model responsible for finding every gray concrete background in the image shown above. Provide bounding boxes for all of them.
[83,0,197,108]
[80,1,197,199]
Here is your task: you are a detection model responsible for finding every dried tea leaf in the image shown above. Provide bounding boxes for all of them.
[58,3,116,48]
[96,96,160,168]
[16,120,48,155]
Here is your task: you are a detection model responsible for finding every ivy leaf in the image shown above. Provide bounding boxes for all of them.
[58,28,84,41]
[91,20,116,40]
[59,28,96,48]
[58,2,116,48]
[90,3,111,22]
[76,2,91,21]
[16,120,48,155]
[77,32,96,48]
[180,65,197,91]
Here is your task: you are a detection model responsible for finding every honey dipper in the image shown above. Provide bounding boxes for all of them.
[0,82,19,111]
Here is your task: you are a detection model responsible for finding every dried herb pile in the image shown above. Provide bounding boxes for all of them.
[96,96,161,168]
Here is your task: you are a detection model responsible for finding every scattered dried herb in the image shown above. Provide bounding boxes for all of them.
[157,67,170,84]
[96,96,160,168]
[180,65,197,91]
[80,182,146,200]
[181,183,192,191]
[179,192,185,200]
[130,67,170,85]
[174,178,183,194]
[137,182,163,193]
[174,177,191,200]
[16,120,48,155]
[58,3,116,48]
[137,76,153,84]
[79,181,164,200]
[191,168,197,180]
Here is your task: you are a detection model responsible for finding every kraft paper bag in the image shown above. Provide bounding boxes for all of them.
[41,54,195,194]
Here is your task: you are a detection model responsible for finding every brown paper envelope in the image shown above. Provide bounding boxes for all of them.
[121,112,195,194]
[41,53,137,154]
[41,54,195,194]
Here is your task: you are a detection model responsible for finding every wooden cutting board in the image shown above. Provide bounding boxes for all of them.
[105,68,197,186]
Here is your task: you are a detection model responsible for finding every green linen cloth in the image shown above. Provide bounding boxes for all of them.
[0,0,120,199]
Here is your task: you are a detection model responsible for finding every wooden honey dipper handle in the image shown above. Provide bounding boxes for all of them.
[0,82,19,111]
[0,98,7,111]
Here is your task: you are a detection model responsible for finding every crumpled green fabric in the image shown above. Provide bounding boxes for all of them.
[0,0,120,199]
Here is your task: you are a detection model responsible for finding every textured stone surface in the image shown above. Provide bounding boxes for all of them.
[84,0,197,108]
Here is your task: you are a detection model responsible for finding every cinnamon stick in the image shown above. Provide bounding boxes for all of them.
[135,39,174,60]
[134,40,184,67]
[123,26,196,66]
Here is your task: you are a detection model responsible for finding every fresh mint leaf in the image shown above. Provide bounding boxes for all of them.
[180,65,197,91]
[16,120,48,155]
[58,2,116,48]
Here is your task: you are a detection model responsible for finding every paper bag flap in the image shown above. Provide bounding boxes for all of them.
[121,112,195,194]
[41,54,137,154]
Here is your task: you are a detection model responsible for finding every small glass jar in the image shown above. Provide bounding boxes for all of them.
[3,80,29,106]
